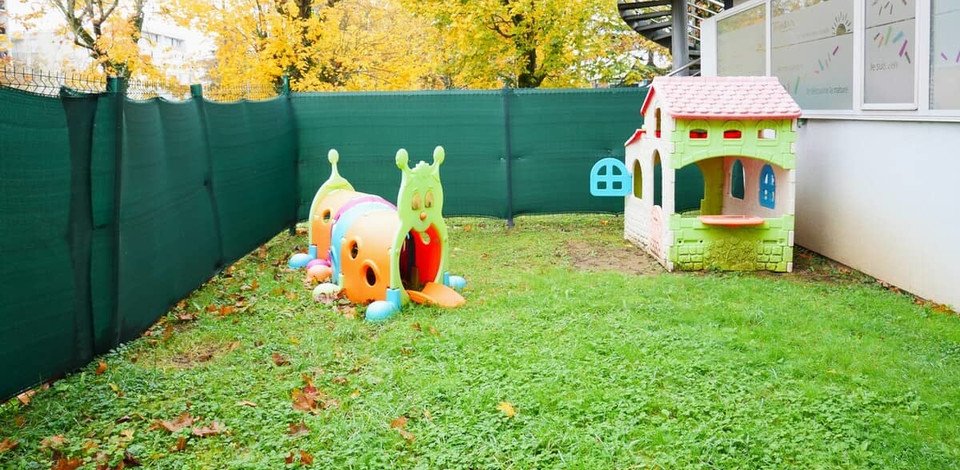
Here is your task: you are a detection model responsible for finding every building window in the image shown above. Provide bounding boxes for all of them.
[717,3,767,76]
[863,0,918,108]
[771,0,855,110]
[731,159,745,199]
[632,160,643,199]
[759,164,776,209]
[931,0,960,109]
[689,129,708,139]
[723,129,742,139]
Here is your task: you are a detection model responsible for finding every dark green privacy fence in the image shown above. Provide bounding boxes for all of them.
[1,81,649,400]
[1,81,298,400]
[293,87,649,219]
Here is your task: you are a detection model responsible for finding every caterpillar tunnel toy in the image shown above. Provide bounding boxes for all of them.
[289,147,466,321]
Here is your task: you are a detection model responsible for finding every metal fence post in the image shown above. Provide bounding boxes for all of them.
[502,86,515,227]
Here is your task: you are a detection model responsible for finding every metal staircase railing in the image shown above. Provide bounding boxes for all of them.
[617,0,724,76]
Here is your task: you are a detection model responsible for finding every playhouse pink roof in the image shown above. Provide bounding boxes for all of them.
[640,76,801,120]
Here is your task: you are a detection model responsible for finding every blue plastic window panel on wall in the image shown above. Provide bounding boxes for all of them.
[590,158,630,197]
[759,164,776,209]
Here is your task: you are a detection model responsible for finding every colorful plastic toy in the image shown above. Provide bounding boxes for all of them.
[591,76,801,272]
[292,147,466,321]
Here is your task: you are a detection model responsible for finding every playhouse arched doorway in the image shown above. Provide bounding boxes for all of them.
[674,156,789,222]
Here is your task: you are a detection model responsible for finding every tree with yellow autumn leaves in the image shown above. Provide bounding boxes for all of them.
[164,0,664,90]
[399,0,664,89]
[13,0,664,89]
[163,0,443,91]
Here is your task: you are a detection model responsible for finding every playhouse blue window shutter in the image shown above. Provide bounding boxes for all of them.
[759,164,776,209]
[590,158,631,197]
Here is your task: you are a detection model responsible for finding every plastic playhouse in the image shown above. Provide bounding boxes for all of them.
[290,147,466,321]
[591,76,801,272]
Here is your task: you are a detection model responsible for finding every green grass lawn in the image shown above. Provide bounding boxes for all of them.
[2,215,959,469]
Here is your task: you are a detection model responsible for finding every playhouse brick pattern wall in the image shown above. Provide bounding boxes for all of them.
[670,215,795,272]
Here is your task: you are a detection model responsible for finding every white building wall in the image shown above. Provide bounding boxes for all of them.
[2,0,212,82]
[795,119,960,310]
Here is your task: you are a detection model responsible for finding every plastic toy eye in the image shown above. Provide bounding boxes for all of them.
[424,191,434,209]
[411,193,422,211]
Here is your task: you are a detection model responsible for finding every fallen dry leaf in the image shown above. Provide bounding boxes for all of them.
[51,457,82,470]
[423,409,433,421]
[205,305,218,313]
[331,376,348,386]
[176,300,187,310]
[152,413,194,433]
[171,436,188,452]
[288,422,310,437]
[40,435,67,450]
[227,341,241,352]
[192,422,226,437]
[292,388,318,412]
[81,440,98,453]
[350,389,361,399]
[161,324,174,342]
[14,415,26,427]
[389,416,408,430]
[16,390,36,405]
[0,438,18,454]
[95,361,108,375]
[123,450,142,467]
[397,428,415,443]
[108,383,124,397]
[285,453,295,464]
[218,305,235,316]
[340,305,358,320]
[119,429,135,440]
[411,322,422,332]
[237,400,257,408]
[271,353,290,366]
[463,224,473,232]
[497,401,517,418]
[300,450,314,465]
[257,246,268,259]
[428,326,440,336]
[176,313,197,322]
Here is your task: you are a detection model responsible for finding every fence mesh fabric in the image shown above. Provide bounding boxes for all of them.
[292,87,654,219]
[293,91,510,218]
[0,87,95,399]
[2,85,662,400]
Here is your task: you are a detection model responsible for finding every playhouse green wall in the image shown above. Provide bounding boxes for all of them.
[671,118,796,170]
[664,118,795,272]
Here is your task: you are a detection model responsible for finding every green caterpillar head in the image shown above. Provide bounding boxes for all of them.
[395,146,445,233]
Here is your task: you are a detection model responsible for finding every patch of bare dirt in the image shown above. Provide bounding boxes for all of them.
[564,240,665,276]
[168,341,240,369]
